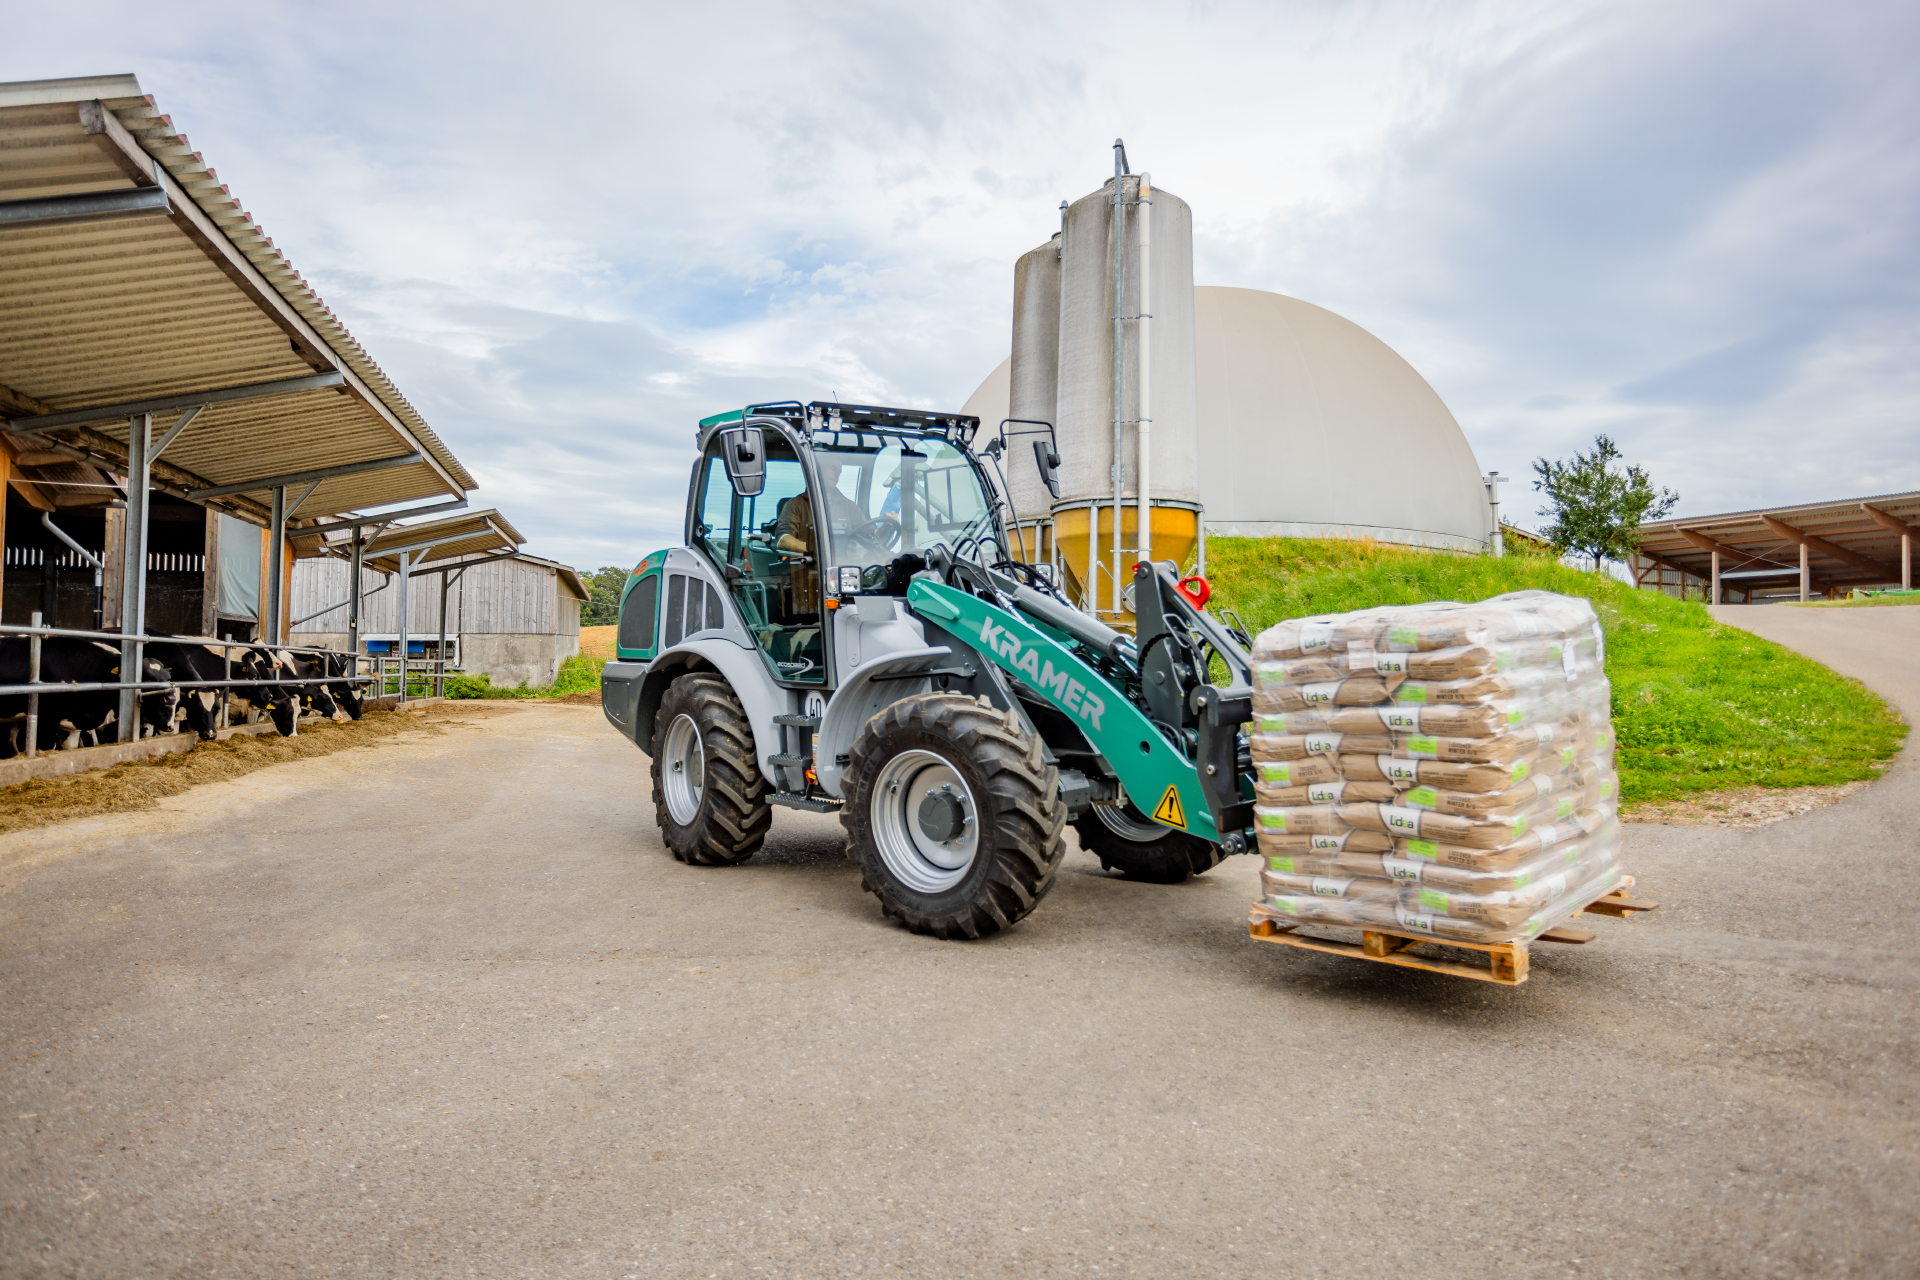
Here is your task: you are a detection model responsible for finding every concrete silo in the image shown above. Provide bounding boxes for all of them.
[969,156,1203,626]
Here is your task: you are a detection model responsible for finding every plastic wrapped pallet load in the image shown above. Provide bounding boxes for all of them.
[1245,590,1624,948]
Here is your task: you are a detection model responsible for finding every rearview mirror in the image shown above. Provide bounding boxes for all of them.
[719,426,766,497]
[1032,440,1062,499]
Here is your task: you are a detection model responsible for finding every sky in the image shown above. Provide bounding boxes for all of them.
[11,0,1919,571]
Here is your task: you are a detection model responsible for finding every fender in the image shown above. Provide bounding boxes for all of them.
[905,578,1216,838]
[619,636,799,789]
[812,646,954,799]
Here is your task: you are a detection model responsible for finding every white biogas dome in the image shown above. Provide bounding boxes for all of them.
[964,285,1492,553]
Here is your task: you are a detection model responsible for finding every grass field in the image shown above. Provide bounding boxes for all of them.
[1201,537,1907,805]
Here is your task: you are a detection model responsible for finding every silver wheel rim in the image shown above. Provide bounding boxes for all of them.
[1095,800,1168,844]
[662,713,706,825]
[870,749,980,894]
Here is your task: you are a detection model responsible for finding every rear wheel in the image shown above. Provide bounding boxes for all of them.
[650,674,772,866]
[1074,799,1221,884]
[841,694,1066,939]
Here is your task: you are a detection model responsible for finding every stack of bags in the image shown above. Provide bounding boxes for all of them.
[1247,590,1623,947]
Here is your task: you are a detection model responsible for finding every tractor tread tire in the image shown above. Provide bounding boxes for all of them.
[651,674,772,866]
[1074,807,1222,884]
[841,693,1066,940]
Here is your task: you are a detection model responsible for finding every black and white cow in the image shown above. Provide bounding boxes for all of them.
[306,650,368,720]
[228,646,301,736]
[273,650,345,724]
[0,637,178,754]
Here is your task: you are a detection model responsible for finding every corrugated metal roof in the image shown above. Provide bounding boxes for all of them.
[359,509,524,575]
[1636,491,1918,590]
[0,73,474,523]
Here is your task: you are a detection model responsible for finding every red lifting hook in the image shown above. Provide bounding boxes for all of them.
[1176,575,1212,609]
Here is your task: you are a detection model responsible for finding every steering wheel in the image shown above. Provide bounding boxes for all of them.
[850,515,901,550]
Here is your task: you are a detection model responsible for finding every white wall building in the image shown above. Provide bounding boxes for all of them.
[290,553,587,689]
[965,284,1493,554]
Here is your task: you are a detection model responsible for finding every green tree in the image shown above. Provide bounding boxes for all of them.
[1532,434,1679,571]
[580,565,630,626]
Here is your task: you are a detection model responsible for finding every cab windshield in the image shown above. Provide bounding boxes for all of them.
[811,433,997,571]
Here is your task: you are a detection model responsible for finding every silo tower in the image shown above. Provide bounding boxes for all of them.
[988,143,1203,628]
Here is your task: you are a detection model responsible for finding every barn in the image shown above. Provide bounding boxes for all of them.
[288,539,587,690]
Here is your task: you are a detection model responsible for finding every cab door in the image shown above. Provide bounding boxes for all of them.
[693,436,828,685]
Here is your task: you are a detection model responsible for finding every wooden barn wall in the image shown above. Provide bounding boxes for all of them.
[289,557,579,635]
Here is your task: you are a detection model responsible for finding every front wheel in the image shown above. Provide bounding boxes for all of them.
[841,694,1066,939]
[1074,800,1222,884]
[650,674,772,866]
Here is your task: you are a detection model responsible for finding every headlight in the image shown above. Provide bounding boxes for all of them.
[837,565,862,594]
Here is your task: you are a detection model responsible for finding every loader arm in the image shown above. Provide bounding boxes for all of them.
[905,577,1230,841]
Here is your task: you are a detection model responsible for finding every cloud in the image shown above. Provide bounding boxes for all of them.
[6,0,1916,564]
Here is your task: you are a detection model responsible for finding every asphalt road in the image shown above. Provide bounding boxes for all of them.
[2,607,1915,1278]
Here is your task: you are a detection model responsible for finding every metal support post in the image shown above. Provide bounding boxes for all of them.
[1711,549,1720,605]
[437,571,450,698]
[1799,542,1809,603]
[347,530,364,657]
[25,611,41,758]
[116,412,152,742]
[267,485,287,646]
[1904,533,1912,591]
[1109,143,1127,618]
[396,550,411,703]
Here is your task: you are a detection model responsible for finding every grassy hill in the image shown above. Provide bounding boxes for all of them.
[1201,537,1906,805]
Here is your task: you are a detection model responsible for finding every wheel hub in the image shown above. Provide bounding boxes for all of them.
[917,789,969,843]
[661,712,706,826]
[869,750,979,892]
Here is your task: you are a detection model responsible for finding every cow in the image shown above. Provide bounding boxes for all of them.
[308,650,369,720]
[228,645,300,736]
[274,650,345,723]
[0,637,178,754]
[144,636,248,741]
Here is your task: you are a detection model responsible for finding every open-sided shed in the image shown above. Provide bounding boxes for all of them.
[1634,491,1918,602]
[0,72,486,738]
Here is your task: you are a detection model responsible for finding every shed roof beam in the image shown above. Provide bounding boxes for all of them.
[0,381,52,419]
[78,98,159,186]
[2,371,346,434]
[1758,515,1901,582]
[1673,528,1790,572]
[1860,503,1918,536]
[322,498,470,530]
[374,529,503,562]
[23,425,271,524]
[76,103,467,499]
[0,186,171,229]
[186,452,421,501]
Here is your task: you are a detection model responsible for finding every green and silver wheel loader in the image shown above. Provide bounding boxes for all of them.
[600,401,1258,938]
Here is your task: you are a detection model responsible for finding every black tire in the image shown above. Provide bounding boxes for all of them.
[650,674,772,866]
[841,693,1066,939]
[1074,800,1222,884]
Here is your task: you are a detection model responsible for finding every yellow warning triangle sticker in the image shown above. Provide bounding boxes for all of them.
[1151,784,1187,829]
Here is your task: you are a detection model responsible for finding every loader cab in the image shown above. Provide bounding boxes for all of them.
[691,428,828,684]
[691,401,1003,689]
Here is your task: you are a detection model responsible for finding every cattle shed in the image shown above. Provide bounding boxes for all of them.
[288,509,587,689]
[0,73,493,741]
[1633,491,1919,603]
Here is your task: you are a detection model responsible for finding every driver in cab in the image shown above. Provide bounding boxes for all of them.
[776,458,897,610]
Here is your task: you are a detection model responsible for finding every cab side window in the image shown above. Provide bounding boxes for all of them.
[728,444,826,684]
[692,453,735,565]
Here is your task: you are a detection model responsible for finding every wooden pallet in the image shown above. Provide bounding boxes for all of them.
[1247,876,1659,986]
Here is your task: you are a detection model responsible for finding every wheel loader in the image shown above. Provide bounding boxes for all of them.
[599,400,1258,938]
